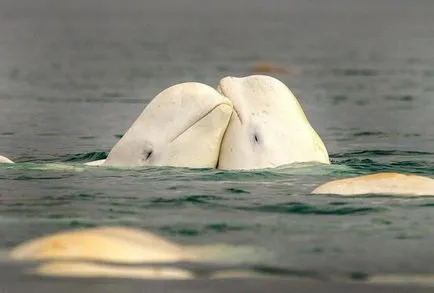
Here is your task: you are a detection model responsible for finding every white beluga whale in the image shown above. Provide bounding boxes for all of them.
[0,155,13,164]
[90,82,233,168]
[0,76,431,198]
[312,172,434,196]
[0,76,330,170]
[1,82,233,169]
[9,226,270,279]
[216,75,330,170]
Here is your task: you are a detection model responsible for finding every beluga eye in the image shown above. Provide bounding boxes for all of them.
[252,132,260,144]
[141,147,154,163]
[140,141,154,163]
[144,150,153,160]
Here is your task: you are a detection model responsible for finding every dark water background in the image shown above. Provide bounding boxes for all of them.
[0,0,434,277]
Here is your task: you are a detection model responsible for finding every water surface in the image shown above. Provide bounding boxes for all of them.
[0,0,434,278]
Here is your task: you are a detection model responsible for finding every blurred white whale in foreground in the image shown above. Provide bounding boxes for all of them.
[10,226,270,279]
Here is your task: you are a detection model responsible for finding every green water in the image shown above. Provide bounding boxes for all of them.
[0,0,434,280]
[2,150,434,276]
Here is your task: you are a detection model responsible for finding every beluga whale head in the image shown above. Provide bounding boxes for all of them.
[216,75,330,170]
[103,82,233,168]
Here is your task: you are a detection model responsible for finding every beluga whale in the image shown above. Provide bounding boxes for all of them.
[10,226,270,279]
[0,155,13,164]
[216,74,330,170]
[1,75,430,196]
[100,82,233,168]
[312,172,434,196]
[0,76,330,170]
[0,82,233,169]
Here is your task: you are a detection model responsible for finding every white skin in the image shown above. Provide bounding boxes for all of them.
[10,226,269,279]
[1,75,330,170]
[217,74,330,170]
[102,82,233,168]
[1,83,233,169]
[312,172,434,196]
[0,155,13,164]
[3,76,430,197]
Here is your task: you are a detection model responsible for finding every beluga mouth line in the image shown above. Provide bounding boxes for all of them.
[168,101,232,144]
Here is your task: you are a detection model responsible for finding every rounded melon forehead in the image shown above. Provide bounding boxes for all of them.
[140,82,232,132]
[104,81,233,168]
[217,75,308,124]
[216,74,330,170]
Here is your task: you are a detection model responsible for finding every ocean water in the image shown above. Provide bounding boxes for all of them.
[0,0,434,280]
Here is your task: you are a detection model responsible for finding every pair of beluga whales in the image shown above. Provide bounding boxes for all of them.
[1,75,433,196]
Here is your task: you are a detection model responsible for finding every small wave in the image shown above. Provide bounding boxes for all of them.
[352,131,387,137]
[331,68,379,77]
[329,149,434,175]
[61,151,108,163]
[150,195,222,205]
[237,202,386,215]
[331,150,434,159]
[9,174,75,181]
[331,159,434,175]
[161,222,245,237]
[1,132,15,136]
[225,188,251,194]
[384,94,414,101]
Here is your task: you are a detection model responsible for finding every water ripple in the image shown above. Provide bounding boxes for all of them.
[237,202,386,215]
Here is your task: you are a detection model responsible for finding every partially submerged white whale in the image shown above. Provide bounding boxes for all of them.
[99,75,329,170]
[312,172,434,196]
[90,82,233,168]
[0,83,234,168]
[1,75,330,170]
[0,155,13,164]
[0,77,431,197]
[0,84,229,168]
[217,75,330,170]
[10,226,269,279]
